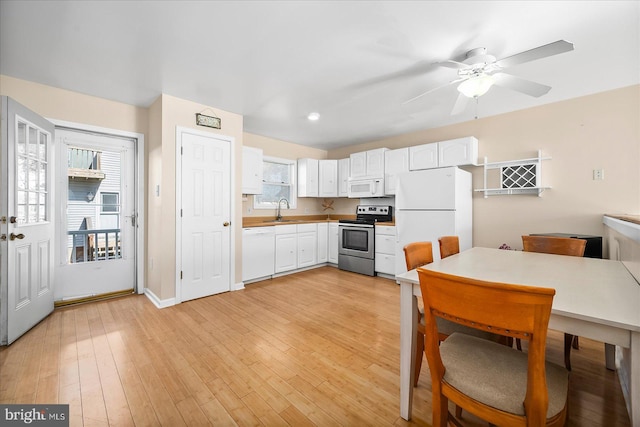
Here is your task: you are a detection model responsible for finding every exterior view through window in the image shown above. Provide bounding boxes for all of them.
[67,146,122,262]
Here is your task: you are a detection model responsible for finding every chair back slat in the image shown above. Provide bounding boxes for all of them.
[522,235,586,257]
[403,242,434,271]
[438,236,460,259]
[418,268,555,341]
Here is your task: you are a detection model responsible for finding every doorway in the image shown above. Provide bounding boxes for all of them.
[54,124,143,302]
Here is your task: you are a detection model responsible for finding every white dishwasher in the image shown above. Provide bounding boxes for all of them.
[242,227,276,282]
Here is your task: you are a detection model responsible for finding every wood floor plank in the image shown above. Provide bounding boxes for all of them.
[0,266,630,426]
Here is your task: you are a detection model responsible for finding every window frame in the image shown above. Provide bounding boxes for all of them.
[100,191,120,214]
[253,156,297,210]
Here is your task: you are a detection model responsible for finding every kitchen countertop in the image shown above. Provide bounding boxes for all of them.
[243,215,395,228]
[604,214,640,226]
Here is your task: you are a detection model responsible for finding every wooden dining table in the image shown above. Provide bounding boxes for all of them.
[396,247,640,424]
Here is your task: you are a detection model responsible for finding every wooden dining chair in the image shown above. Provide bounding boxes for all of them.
[403,242,504,389]
[403,242,433,387]
[438,236,460,259]
[417,268,569,427]
[522,235,586,370]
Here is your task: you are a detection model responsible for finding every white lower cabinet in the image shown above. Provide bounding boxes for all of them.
[275,225,297,273]
[317,223,328,263]
[328,222,339,264]
[297,223,317,268]
[253,222,334,278]
[375,225,396,276]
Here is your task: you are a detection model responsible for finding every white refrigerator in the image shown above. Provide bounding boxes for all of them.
[395,167,473,275]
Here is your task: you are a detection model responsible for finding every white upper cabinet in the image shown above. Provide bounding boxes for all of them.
[438,136,478,167]
[318,159,338,198]
[384,147,409,195]
[242,146,263,194]
[338,158,349,197]
[349,151,367,178]
[298,158,319,197]
[350,148,388,179]
[409,142,438,171]
[409,137,478,170]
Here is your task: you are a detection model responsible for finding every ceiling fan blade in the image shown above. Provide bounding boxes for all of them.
[495,40,574,68]
[348,60,438,90]
[437,60,468,70]
[492,73,552,97]
[451,92,469,115]
[402,77,466,105]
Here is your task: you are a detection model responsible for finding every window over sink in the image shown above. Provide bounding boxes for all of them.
[254,156,297,209]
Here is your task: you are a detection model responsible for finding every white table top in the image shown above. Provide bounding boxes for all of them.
[396,247,640,333]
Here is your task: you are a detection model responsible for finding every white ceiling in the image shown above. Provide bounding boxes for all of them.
[1,1,638,150]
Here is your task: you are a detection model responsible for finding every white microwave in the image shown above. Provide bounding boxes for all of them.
[347,178,385,198]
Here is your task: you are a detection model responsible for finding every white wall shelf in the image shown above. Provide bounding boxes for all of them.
[474,150,551,198]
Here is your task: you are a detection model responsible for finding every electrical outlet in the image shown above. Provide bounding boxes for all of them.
[593,169,604,180]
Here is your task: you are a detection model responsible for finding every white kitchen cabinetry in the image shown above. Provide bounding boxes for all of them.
[384,148,409,195]
[298,158,319,197]
[242,227,275,282]
[275,225,298,273]
[328,222,339,264]
[409,142,438,171]
[409,136,478,171]
[350,148,388,179]
[438,136,478,167]
[297,223,317,268]
[318,160,338,198]
[338,158,349,197]
[242,146,263,194]
[375,225,396,276]
[317,223,328,263]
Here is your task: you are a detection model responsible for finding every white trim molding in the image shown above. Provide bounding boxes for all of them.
[144,288,175,309]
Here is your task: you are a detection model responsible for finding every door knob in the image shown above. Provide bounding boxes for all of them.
[223,222,230,227]
[10,233,25,240]
[9,216,17,223]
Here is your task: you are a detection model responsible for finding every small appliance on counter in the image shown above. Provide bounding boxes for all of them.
[338,205,393,276]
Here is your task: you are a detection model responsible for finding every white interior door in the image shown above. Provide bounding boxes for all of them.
[0,97,55,345]
[179,128,231,302]
[55,129,136,300]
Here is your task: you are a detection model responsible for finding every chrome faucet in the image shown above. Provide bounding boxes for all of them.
[276,197,290,221]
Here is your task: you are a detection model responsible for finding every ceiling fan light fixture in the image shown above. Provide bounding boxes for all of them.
[307,112,320,121]
[458,74,495,98]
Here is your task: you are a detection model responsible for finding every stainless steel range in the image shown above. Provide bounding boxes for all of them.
[338,205,393,276]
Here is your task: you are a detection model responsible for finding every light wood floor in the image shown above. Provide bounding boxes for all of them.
[0,266,630,426]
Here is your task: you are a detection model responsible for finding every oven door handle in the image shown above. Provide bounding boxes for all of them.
[339,223,374,229]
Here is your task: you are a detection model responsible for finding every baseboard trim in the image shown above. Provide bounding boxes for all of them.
[144,288,175,309]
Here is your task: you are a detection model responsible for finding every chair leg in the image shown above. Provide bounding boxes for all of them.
[564,333,574,371]
[572,335,580,350]
[414,331,424,387]
[516,338,522,351]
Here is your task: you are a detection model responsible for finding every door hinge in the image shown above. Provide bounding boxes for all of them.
[181,146,183,155]
[180,209,183,217]
[180,271,183,280]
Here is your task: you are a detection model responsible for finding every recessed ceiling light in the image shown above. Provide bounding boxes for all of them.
[307,112,320,121]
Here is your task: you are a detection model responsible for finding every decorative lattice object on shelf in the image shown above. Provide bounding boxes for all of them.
[501,163,537,189]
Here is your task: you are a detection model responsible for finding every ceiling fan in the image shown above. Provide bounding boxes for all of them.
[404,40,574,115]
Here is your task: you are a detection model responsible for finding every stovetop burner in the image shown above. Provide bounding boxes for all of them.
[338,218,376,225]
